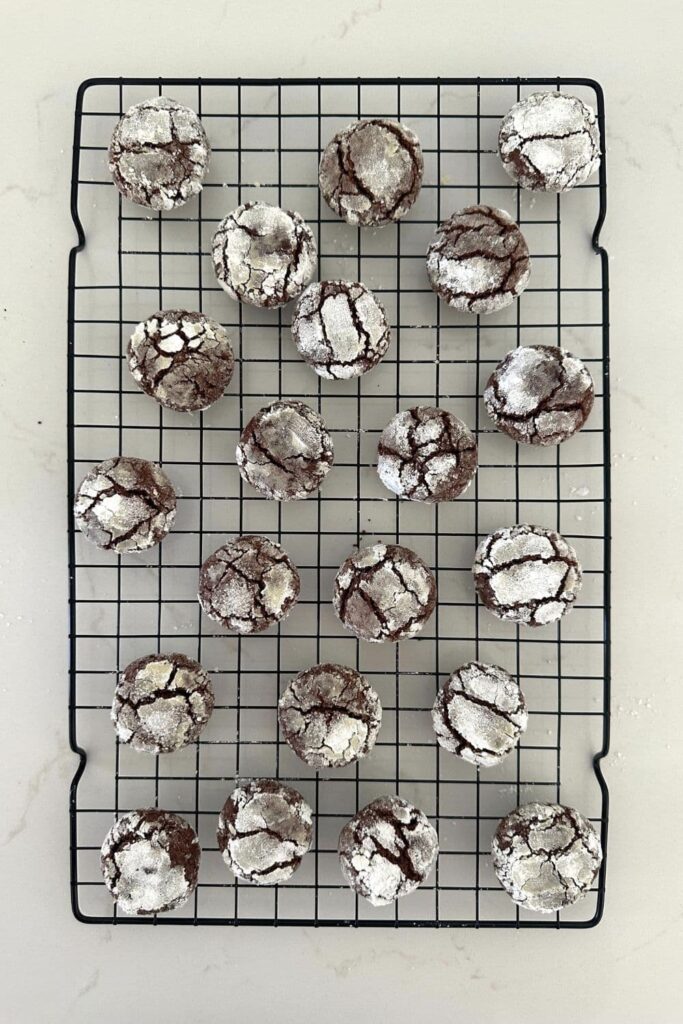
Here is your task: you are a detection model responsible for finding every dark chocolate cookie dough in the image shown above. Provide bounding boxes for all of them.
[278,663,382,769]
[473,524,582,627]
[376,406,477,502]
[73,456,176,553]
[108,97,210,210]
[492,802,603,912]
[100,809,200,915]
[217,779,313,885]
[338,796,438,906]
[198,535,300,635]
[333,542,437,643]
[112,653,215,754]
[236,400,334,501]
[127,310,234,413]
[426,205,530,314]
[291,280,391,379]
[484,345,595,446]
[319,118,424,227]
[212,201,317,308]
[431,661,527,767]
[498,92,601,192]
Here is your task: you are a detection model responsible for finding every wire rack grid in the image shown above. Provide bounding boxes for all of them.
[68,77,610,928]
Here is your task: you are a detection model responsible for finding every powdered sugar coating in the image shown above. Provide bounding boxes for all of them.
[484,345,594,446]
[217,779,313,885]
[291,280,390,379]
[100,809,200,915]
[492,802,603,912]
[377,406,477,502]
[108,97,210,211]
[212,201,317,308]
[473,524,582,627]
[498,92,600,192]
[338,796,438,906]
[431,661,527,767]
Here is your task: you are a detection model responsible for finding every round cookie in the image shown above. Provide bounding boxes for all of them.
[127,310,234,413]
[426,205,530,314]
[100,809,200,915]
[108,97,210,211]
[291,280,391,380]
[278,663,382,769]
[376,406,478,503]
[212,201,317,308]
[492,802,603,913]
[112,653,215,754]
[333,542,436,643]
[484,345,595,446]
[198,534,300,635]
[473,524,582,627]
[236,400,334,501]
[431,661,527,767]
[73,456,176,553]
[319,118,424,227]
[338,795,438,906]
[498,91,601,192]
[217,779,313,885]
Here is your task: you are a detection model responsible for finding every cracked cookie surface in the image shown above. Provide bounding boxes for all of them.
[112,653,215,754]
[427,205,530,314]
[236,399,334,501]
[333,542,437,643]
[319,118,424,226]
[198,535,300,634]
[484,344,594,446]
[492,802,603,912]
[212,201,317,308]
[278,663,382,769]
[100,809,200,915]
[431,661,527,767]
[127,310,234,413]
[217,779,313,885]
[498,91,600,192]
[377,406,477,502]
[338,795,438,906]
[73,455,177,553]
[108,97,210,211]
[473,524,582,627]
[291,280,390,379]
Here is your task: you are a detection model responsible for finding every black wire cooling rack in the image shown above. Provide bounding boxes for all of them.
[68,77,610,928]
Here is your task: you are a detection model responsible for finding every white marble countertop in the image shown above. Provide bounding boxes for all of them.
[1,1,681,1020]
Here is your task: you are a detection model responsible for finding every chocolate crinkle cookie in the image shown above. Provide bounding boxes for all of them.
[100,809,200,915]
[108,97,210,210]
[492,802,603,913]
[236,400,334,501]
[319,118,424,227]
[498,91,601,192]
[333,542,437,643]
[278,663,382,769]
[431,661,527,767]
[377,406,478,503]
[112,653,215,754]
[291,280,391,380]
[73,456,176,553]
[217,779,313,885]
[212,201,317,308]
[127,310,234,413]
[484,345,595,446]
[473,524,582,627]
[198,535,300,634]
[338,796,438,906]
[427,205,530,314]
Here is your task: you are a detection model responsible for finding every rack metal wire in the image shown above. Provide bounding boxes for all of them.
[68,77,610,928]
